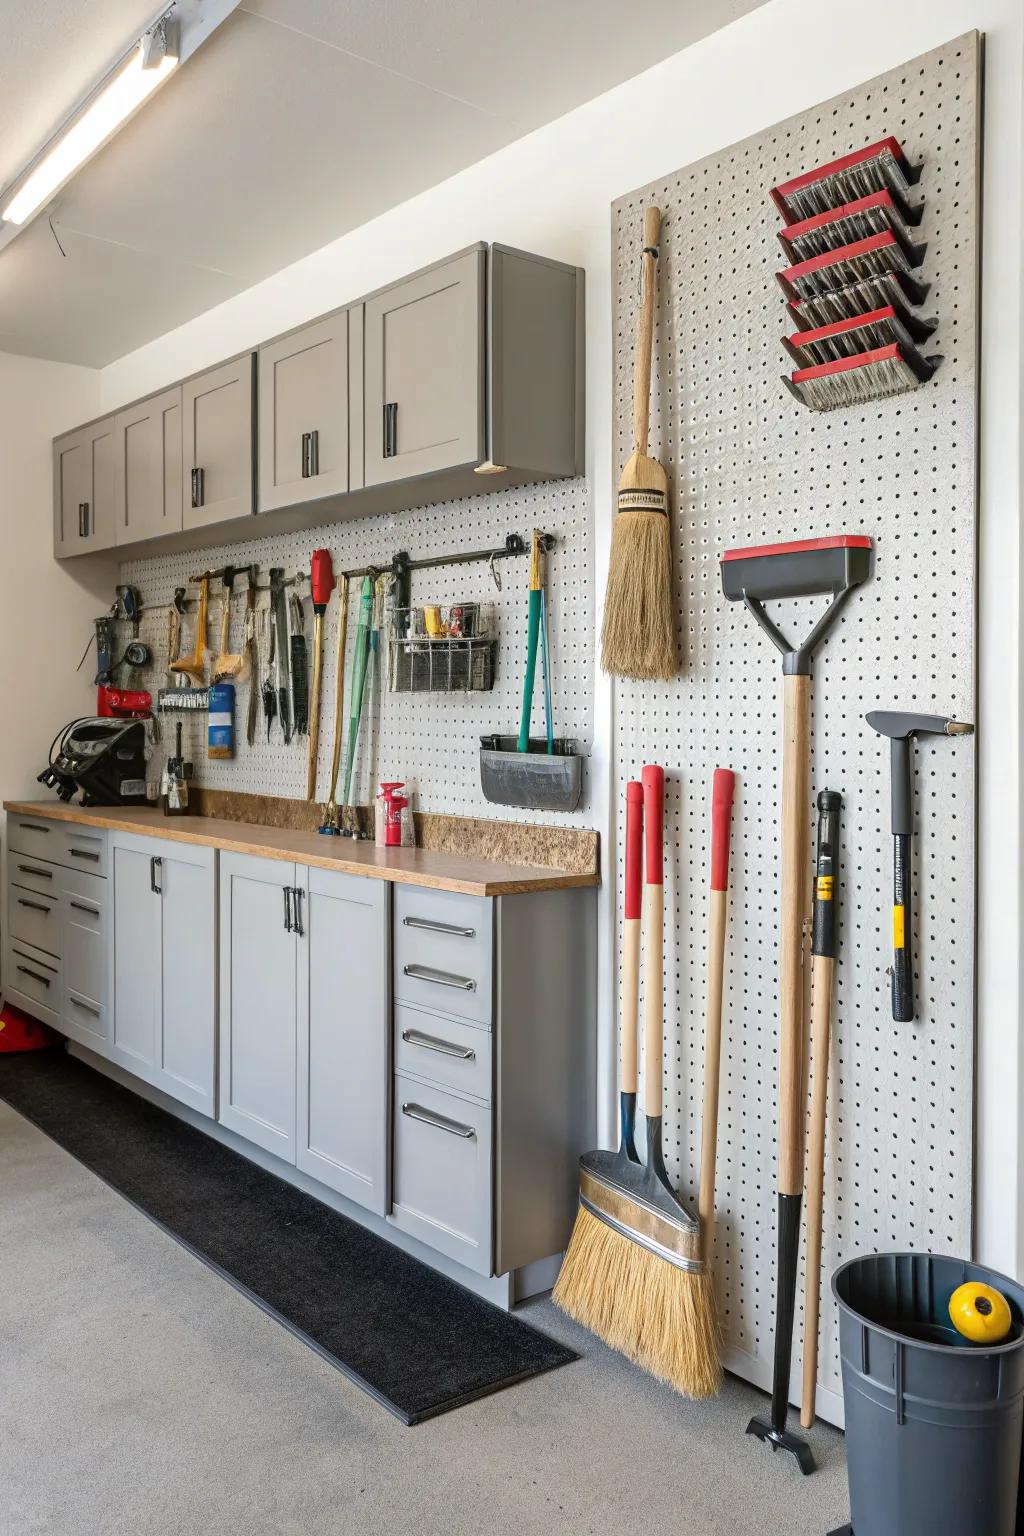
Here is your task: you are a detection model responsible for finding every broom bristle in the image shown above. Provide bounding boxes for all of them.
[553,1204,721,1399]
[600,510,676,679]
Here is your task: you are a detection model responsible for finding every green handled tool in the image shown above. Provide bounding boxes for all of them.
[342,575,373,812]
[518,530,548,752]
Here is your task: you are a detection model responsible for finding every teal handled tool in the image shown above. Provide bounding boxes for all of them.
[518,530,553,752]
[342,575,373,827]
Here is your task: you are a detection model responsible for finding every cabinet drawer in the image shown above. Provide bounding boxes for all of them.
[8,816,60,863]
[393,886,492,1025]
[8,884,60,955]
[8,940,61,1016]
[64,989,108,1046]
[61,871,107,1010]
[9,856,59,898]
[59,826,107,876]
[394,1003,491,1103]
[391,1075,492,1276]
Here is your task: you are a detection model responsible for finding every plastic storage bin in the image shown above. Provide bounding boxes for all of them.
[831,1252,1024,1536]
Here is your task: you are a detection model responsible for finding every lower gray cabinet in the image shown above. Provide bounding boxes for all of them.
[392,1077,493,1276]
[110,831,216,1117]
[219,852,389,1214]
[60,865,109,1051]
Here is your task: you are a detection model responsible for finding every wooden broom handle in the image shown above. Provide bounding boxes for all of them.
[699,769,735,1251]
[621,781,644,1094]
[801,953,834,1427]
[642,765,665,1119]
[779,674,810,1196]
[633,206,662,456]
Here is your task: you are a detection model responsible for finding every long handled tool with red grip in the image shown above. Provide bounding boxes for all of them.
[306,549,336,801]
[620,780,644,1157]
[698,769,735,1258]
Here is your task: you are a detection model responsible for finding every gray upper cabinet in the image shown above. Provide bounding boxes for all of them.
[114,386,183,545]
[53,417,118,556]
[182,354,256,531]
[53,243,584,556]
[258,312,349,513]
[363,249,485,488]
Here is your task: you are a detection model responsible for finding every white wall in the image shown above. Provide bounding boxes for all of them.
[97,0,1024,1275]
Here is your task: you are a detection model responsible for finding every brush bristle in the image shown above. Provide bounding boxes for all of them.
[553,1204,721,1399]
[600,511,676,679]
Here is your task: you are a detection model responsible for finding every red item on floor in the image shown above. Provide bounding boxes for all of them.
[0,1003,56,1052]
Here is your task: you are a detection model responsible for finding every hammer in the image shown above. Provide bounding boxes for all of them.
[865,711,974,1021]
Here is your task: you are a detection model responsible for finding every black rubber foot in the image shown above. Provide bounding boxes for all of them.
[746,1416,816,1475]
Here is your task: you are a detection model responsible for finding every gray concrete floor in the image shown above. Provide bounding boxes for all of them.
[0,1102,849,1535]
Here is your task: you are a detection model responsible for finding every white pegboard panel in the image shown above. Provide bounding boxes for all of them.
[611,35,978,1417]
[120,478,593,824]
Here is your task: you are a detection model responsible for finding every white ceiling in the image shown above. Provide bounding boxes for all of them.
[0,0,764,367]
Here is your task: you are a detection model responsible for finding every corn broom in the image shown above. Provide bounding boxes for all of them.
[600,206,676,680]
[554,766,719,1398]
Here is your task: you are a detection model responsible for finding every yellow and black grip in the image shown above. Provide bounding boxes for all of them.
[891,832,913,1022]
[811,789,841,960]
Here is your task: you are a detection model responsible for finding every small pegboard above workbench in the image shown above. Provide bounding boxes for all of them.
[119,477,594,825]
[611,33,979,1423]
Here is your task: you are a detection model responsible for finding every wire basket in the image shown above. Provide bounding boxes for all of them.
[387,604,496,694]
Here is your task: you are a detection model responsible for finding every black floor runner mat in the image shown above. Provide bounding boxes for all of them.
[0,1049,574,1423]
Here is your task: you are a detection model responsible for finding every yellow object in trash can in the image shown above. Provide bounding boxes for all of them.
[949,1281,1013,1344]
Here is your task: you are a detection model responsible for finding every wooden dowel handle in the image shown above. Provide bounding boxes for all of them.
[801,954,835,1428]
[621,781,644,1094]
[642,765,665,1119]
[699,768,735,1255]
[779,673,810,1197]
[633,206,662,456]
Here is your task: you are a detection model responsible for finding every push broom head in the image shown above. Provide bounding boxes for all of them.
[721,534,872,603]
[784,341,939,412]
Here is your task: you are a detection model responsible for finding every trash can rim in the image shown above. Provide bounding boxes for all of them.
[831,1251,1024,1357]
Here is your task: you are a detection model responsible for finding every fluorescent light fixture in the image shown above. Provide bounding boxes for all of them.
[1,36,178,226]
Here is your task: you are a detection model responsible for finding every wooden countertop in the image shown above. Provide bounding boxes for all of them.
[3,802,598,897]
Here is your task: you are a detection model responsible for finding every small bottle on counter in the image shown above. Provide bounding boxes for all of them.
[377,782,403,848]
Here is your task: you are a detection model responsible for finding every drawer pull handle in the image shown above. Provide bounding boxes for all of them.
[17,864,52,879]
[16,899,51,914]
[70,900,100,916]
[402,1028,476,1062]
[69,848,100,861]
[16,965,51,989]
[403,964,475,992]
[402,916,476,939]
[18,822,50,833]
[401,1102,475,1140]
[69,995,101,1017]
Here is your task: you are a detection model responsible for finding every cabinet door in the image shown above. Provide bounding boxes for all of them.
[53,418,118,555]
[219,851,297,1160]
[111,836,162,1075]
[296,867,389,1213]
[259,314,348,512]
[182,355,255,530]
[363,250,484,487]
[114,386,183,545]
[154,842,216,1117]
[61,870,109,1051]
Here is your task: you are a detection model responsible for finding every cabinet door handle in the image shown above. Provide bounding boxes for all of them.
[283,885,293,933]
[401,1028,476,1062]
[401,1102,475,1139]
[301,432,311,477]
[150,855,162,895]
[16,898,51,914]
[291,887,304,937]
[17,864,52,879]
[16,965,51,989]
[191,467,204,508]
[402,915,476,939]
[70,900,100,916]
[69,995,101,1017]
[301,430,320,478]
[69,848,100,862]
[78,502,90,537]
[402,963,475,992]
[383,402,398,458]
[17,822,50,834]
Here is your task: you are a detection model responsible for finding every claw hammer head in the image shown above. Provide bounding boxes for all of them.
[866,711,974,834]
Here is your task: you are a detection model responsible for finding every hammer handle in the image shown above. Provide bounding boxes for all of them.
[892,833,914,1021]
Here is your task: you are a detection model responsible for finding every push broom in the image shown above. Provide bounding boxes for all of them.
[554,766,719,1399]
[600,207,676,680]
[721,534,871,1473]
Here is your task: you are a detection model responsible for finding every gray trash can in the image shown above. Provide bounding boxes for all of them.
[831,1253,1024,1536]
